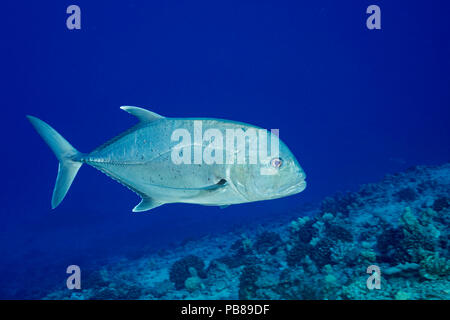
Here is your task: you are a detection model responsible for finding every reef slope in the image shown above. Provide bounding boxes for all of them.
[46,163,450,300]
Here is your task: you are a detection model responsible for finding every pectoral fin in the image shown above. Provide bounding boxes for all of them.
[183,178,228,201]
[132,197,165,212]
[199,178,227,191]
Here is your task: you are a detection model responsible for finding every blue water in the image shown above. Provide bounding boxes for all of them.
[1,1,449,298]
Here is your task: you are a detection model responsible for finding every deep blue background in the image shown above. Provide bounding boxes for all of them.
[0,1,449,298]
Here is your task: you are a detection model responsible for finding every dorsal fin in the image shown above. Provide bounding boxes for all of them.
[133,196,165,212]
[120,106,165,123]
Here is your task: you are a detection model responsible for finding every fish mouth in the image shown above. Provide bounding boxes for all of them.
[282,179,307,195]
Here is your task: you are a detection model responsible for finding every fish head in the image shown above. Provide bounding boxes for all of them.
[229,137,306,202]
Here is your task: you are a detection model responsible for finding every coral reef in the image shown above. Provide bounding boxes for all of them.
[433,197,449,212]
[394,187,418,202]
[238,263,261,299]
[320,192,361,216]
[254,231,282,254]
[43,162,450,300]
[169,255,206,290]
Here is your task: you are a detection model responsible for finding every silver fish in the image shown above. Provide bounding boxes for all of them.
[27,106,306,212]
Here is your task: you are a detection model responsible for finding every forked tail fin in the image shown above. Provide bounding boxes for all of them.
[26,115,83,209]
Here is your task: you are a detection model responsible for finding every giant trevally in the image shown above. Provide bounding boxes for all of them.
[27,107,306,212]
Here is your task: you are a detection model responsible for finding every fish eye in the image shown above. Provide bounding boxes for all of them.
[271,157,283,168]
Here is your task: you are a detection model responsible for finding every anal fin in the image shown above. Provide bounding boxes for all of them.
[133,197,165,212]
